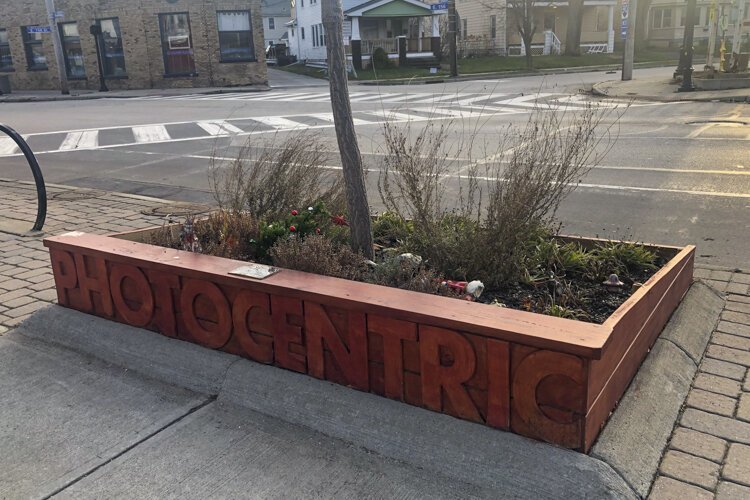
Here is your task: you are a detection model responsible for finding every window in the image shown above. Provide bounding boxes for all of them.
[301,27,305,39]
[217,11,255,62]
[595,7,609,32]
[97,18,127,77]
[268,17,275,30]
[312,24,324,47]
[22,26,47,70]
[0,29,12,71]
[159,12,196,76]
[652,8,673,29]
[319,23,325,46]
[312,25,317,47]
[490,15,496,39]
[462,19,467,39]
[59,23,85,79]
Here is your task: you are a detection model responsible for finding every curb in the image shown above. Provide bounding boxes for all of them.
[591,281,725,497]
[591,81,750,103]
[0,85,271,104]
[15,305,637,499]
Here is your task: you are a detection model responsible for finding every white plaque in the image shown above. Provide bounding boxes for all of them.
[229,264,280,280]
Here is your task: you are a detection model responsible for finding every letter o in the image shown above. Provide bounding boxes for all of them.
[180,279,232,349]
[110,263,154,327]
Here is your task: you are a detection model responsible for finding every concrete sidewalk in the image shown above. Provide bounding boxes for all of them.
[593,74,750,103]
[0,177,749,498]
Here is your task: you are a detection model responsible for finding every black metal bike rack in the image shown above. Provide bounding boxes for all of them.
[0,124,46,231]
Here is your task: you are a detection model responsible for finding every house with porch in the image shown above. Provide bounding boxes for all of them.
[503,0,619,55]
[287,0,443,69]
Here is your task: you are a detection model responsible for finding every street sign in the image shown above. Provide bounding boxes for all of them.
[26,26,52,34]
[621,0,629,38]
[431,2,448,11]
[54,11,64,19]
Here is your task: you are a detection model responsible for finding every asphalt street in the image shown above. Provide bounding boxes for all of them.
[0,67,748,269]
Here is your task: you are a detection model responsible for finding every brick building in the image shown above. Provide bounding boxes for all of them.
[0,0,267,91]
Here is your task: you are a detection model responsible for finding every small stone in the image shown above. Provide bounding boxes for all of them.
[722,443,750,487]
[716,481,750,500]
[736,393,750,423]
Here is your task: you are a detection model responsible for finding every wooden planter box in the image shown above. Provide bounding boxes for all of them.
[44,230,694,452]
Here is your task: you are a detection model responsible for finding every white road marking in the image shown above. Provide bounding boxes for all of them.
[59,130,99,150]
[250,116,306,129]
[132,125,170,143]
[376,93,433,103]
[0,137,19,155]
[491,93,558,107]
[197,121,244,135]
[306,113,375,126]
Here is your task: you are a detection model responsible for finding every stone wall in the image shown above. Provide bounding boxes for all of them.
[0,0,267,91]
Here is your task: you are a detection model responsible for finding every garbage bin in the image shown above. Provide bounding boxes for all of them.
[0,75,11,95]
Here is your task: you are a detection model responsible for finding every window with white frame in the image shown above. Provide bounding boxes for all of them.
[217,11,255,62]
[652,8,673,29]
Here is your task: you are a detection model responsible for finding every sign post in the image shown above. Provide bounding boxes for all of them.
[44,0,69,95]
[621,0,637,81]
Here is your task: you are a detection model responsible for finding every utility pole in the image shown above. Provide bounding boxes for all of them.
[621,0,638,81]
[730,0,747,68]
[448,0,458,77]
[44,0,69,95]
[678,0,697,91]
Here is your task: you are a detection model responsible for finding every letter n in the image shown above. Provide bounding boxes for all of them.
[305,302,368,391]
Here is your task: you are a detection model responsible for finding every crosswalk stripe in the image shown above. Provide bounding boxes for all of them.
[285,92,332,101]
[250,116,306,129]
[0,137,20,155]
[376,93,433,103]
[197,121,244,135]
[410,94,468,104]
[365,111,425,122]
[491,93,557,107]
[306,113,375,126]
[132,125,170,143]
[59,130,99,150]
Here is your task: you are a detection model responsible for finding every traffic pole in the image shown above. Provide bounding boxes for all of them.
[448,0,458,77]
[44,0,69,95]
[622,0,638,81]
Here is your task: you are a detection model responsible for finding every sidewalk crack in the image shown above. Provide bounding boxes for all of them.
[42,395,217,499]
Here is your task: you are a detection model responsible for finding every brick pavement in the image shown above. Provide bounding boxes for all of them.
[650,269,750,499]
[0,179,169,332]
[2,178,750,497]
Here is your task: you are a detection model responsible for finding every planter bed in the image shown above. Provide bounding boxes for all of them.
[44,229,694,452]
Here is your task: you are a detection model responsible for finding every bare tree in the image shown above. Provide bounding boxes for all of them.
[564,0,584,56]
[507,0,538,69]
[321,0,374,258]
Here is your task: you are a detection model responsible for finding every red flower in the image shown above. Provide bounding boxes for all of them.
[290,225,296,232]
[291,210,299,216]
[315,227,321,234]
[331,215,349,226]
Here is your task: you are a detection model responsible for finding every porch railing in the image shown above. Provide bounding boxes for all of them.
[345,38,398,55]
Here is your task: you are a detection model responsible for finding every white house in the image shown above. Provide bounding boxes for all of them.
[262,0,293,48]
[288,0,444,68]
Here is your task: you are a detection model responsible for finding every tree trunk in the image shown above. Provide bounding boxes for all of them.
[564,0,584,56]
[321,0,374,259]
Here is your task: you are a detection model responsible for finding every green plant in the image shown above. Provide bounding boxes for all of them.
[590,242,657,280]
[372,211,412,247]
[371,47,390,70]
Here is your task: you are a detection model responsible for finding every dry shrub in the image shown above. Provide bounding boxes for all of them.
[378,102,622,286]
[208,131,346,221]
[194,210,258,260]
[270,234,367,280]
[368,258,446,294]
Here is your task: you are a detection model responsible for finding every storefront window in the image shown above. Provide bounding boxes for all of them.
[159,13,196,75]
[0,29,12,71]
[22,27,48,71]
[60,22,85,79]
[97,18,127,77]
[217,11,254,62]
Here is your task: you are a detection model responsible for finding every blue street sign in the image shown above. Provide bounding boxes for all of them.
[26,26,52,34]
[431,2,448,11]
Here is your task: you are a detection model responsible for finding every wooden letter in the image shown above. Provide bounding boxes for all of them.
[271,295,306,373]
[146,269,180,338]
[419,325,481,422]
[486,339,510,429]
[180,278,232,349]
[305,302,368,390]
[74,253,113,316]
[368,315,417,400]
[48,248,77,306]
[110,263,154,327]
[232,290,274,363]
